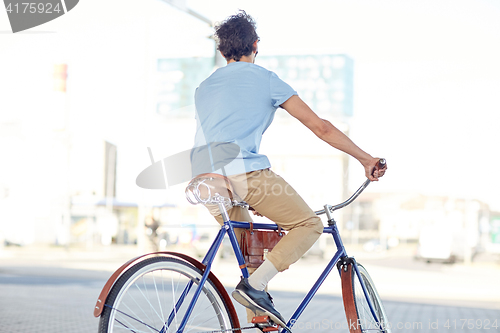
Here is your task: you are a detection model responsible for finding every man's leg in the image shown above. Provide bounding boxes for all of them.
[231,169,324,273]
[229,169,323,328]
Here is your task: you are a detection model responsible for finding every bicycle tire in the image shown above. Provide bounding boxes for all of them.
[341,263,391,333]
[98,256,237,333]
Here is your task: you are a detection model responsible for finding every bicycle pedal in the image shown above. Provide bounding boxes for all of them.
[252,315,291,332]
[252,316,278,331]
[252,316,272,325]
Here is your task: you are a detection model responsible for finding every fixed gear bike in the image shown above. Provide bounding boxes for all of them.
[94,159,390,333]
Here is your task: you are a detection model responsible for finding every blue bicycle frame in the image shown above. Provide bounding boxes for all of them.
[170,179,386,333]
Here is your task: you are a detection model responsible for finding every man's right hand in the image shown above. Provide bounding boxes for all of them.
[364,158,387,181]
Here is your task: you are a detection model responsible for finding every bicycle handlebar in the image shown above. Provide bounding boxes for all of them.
[314,158,386,216]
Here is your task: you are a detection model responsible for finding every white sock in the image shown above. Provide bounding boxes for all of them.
[247,260,279,291]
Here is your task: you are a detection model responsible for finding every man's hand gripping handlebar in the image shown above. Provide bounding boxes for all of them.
[368,158,387,181]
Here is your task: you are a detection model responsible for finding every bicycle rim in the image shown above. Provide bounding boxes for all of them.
[341,263,391,333]
[98,257,236,333]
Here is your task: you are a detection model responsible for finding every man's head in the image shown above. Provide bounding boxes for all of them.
[214,11,259,62]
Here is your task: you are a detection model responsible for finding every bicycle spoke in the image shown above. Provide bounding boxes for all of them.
[185,296,221,331]
[129,283,156,327]
[161,270,167,326]
[114,318,152,333]
[152,270,166,324]
[186,314,217,332]
[121,300,155,332]
[168,272,181,332]
[143,274,164,325]
[135,275,164,325]
[99,257,234,333]
[108,305,161,332]
[115,273,173,332]
[111,294,158,333]
[158,270,190,333]
[159,269,169,333]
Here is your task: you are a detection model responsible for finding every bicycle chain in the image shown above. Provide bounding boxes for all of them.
[194,325,259,333]
[195,324,292,333]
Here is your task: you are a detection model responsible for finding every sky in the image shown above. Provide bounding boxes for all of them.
[1,0,500,211]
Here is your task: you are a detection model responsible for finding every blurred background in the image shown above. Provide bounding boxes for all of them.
[1,0,500,324]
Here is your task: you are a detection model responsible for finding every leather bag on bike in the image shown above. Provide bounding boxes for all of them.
[240,222,285,268]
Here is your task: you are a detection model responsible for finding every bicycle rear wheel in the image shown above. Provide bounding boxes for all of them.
[341,263,391,333]
[99,256,237,333]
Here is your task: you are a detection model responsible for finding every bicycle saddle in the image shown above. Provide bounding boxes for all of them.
[185,173,235,206]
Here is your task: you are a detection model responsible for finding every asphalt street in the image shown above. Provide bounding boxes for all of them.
[0,245,499,333]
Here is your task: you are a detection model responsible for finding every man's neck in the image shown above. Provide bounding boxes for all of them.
[227,54,255,64]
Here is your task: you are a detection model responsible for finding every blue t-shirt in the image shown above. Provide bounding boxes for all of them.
[193,62,297,176]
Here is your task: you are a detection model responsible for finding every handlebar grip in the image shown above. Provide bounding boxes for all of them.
[377,158,386,168]
[371,158,386,178]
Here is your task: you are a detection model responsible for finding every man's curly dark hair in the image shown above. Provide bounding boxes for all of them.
[214,11,259,62]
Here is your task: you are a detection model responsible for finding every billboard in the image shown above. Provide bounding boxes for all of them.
[156,54,353,119]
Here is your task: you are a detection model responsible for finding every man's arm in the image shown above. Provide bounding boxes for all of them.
[280,95,386,181]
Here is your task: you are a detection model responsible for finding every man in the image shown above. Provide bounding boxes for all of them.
[193,11,386,328]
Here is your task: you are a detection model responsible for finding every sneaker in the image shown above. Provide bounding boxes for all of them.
[231,277,287,328]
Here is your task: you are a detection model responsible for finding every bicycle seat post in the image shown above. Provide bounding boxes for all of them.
[217,199,231,223]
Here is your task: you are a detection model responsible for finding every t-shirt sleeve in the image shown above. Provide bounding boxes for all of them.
[193,88,197,119]
[269,72,297,107]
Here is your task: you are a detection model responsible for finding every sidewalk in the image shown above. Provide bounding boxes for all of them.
[1,243,499,310]
[1,243,499,333]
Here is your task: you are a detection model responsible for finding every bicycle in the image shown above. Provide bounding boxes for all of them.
[94,159,390,333]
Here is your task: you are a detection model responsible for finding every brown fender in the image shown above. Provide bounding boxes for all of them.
[341,263,360,333]
[93,251,241,329]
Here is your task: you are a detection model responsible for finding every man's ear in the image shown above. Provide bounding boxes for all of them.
[252,40,258,53]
